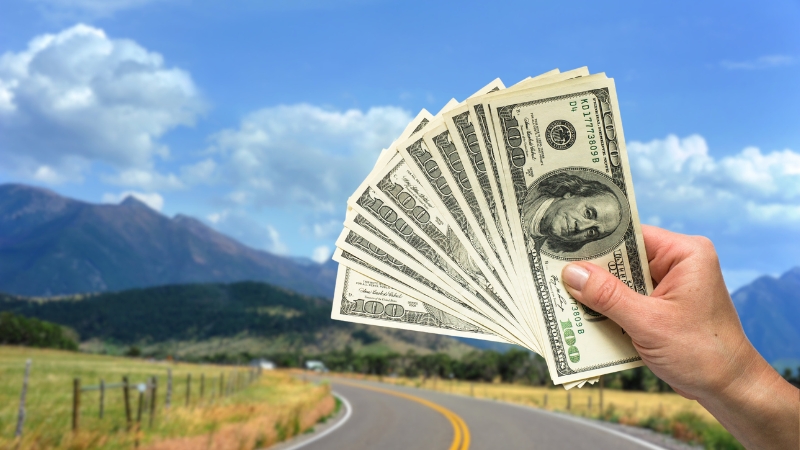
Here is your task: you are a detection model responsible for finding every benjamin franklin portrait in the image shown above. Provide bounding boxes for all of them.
[520,168,631,260]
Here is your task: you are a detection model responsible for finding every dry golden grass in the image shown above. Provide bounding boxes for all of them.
[333,372,717,425]
[0,346,333,450]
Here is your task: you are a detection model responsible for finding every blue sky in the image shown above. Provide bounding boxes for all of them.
[1,0,798,290]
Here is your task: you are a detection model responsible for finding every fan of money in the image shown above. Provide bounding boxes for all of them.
[330,68,653,389]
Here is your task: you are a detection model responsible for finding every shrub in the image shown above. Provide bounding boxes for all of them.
[0,311,78,350]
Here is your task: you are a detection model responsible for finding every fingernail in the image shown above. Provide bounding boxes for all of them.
[563,264,589,291]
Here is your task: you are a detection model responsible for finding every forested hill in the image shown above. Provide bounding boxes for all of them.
[0,281,473,358]
[0,282,332,343]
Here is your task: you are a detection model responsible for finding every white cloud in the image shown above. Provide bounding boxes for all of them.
[206,210,228,224]
[103,168,185,190]
[101,190,164,211]
[721,55,795,70]
[203,209,290,255]
[627,135,800,291]
[29,0,168,17]
[0,24,204,184]
[180,158,216,184]
[310,219,341,239]
[266,225,289,255]
[206,104,411,211]
[628,135,800,227]
[311,245,332,264]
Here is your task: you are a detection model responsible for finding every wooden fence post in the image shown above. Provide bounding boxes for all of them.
[543,393,548,407]
[165,369,172,409]
[219,373,224,398]
[200,373,205,400]
[123,376,132,431]
[185,374,191,406]
[149,376,157,428]
[588,395,592,411]
[72,378,81,432]
[15,359,31,439]
[99,379,105,419]
[136,386,144,448]
[567,391,571,411]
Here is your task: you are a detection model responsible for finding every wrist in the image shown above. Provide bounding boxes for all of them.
[697,339,799,449]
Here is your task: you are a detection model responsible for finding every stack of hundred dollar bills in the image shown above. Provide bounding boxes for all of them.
[331,68,654,389]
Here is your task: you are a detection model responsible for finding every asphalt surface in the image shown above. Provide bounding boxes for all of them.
[293,377,665,450]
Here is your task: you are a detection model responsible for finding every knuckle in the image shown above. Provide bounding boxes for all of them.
[691,235,720,263]
[591,275,624,312]
[693,235,714,251]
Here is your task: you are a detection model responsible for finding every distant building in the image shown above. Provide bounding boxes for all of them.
[250,359,275,370]
[305,360,327,372]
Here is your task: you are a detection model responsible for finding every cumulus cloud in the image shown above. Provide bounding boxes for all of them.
[206,104,412,212]
[202,209,290,255]
[103,168,185,190]
[628,135,800,228]
[0,24,204,185]
[307,219,341,239]
[180,158,216,184]
[29,0,168,17]
[721,55,796,70]
[311,245,332,264]
[101,190,164,211]
[613,135,800,290]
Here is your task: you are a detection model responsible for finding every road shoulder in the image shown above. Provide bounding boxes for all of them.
[264,391,351,450]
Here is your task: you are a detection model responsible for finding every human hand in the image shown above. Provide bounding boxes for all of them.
[561,225,799,449]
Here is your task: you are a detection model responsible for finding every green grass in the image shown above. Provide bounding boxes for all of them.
[0,345,333,449]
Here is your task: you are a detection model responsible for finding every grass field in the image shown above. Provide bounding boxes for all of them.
[336,372,713,422]
[0,346,334,450]
[333,373,742,448]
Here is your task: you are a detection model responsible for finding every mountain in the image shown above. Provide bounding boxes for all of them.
[0,281,474,359]
[0,184,336,298]
[733,267,800,363]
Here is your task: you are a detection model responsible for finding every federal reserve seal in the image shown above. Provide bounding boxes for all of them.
[545,120,577,150]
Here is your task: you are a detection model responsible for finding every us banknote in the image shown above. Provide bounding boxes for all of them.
[330,69,651,388]
[487,75,652,384]
[335,220,527,345]
[332,254,506,341]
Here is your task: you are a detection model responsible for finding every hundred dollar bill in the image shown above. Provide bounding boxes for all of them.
[488,76,653,384]
[421,112,522,298]
[332,254,507,342]
[391,125,536,322]
[341,204,529,342]
[438,71,562,273]
[358,150,526,319]
[335,222,526,345]
[451,68,594,346]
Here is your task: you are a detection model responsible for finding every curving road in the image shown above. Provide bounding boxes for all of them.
[289,377,665,450]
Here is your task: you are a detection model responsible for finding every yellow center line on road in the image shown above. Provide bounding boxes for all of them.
[336,380,470,450]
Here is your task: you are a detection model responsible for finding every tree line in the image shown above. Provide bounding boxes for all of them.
[197,347,675,392]
[0,311,78,350]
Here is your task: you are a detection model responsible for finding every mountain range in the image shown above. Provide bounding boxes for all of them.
[1,183,798,364]
[0,184,336,298]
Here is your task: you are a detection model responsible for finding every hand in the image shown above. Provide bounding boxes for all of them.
[561,225,799,449]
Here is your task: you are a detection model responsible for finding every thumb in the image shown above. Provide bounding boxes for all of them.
[561,262,652,335]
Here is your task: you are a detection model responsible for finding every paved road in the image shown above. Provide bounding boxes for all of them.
[294,377,664,450]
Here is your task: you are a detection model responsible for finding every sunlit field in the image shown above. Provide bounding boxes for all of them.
[327,372,745,448]
[332,372,713,422]
[0,346,334,450]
